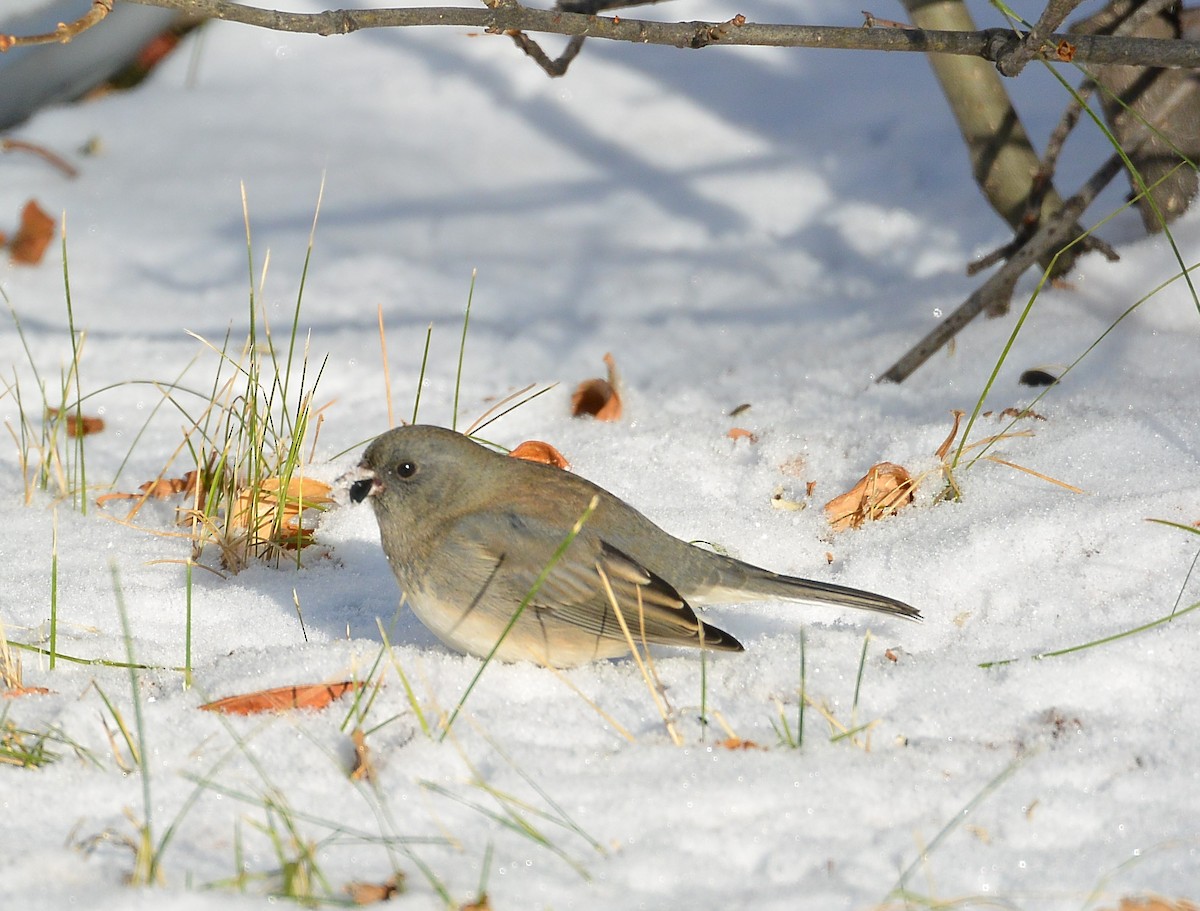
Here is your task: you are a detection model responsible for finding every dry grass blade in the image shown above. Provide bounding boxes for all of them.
[594,565,681,746]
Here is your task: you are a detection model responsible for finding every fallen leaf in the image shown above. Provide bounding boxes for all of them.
[47,407,106,438]
[884,648,900,663]
[571,352,622,421]
[728,403,751,417]
[1000,406,1047,421]
[230,476,334,549]
[200,681,364,715]
[719,736,764,750]
[509,440,570,469]
[3,686,52,698]
[345,875,405,905]
[824,552,834,564]
[805,480,817,498]
[727,427,757,443]
[824,462,915,531]
[9,200,55,265]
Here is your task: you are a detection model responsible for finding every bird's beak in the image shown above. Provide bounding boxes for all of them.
[346,461,383,504]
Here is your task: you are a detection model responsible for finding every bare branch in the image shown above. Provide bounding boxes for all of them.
[879,150,1127,383]
[115,0,1200,67]
[995,0,1087,76]
[0,0,113,51]
[507,32,586,76]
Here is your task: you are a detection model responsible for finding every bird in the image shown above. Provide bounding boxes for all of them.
[350,424,919,667]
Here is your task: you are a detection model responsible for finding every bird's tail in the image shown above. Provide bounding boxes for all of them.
[700,561,921,621]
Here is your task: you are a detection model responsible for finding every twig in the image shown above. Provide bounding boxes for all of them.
[0,0,113,52]
[115,0,1200,68]
[0,140,79,179]
[505,32,585,77]
[994,0,1087,77]
[879,150,1127,383]
[862,11,916,31]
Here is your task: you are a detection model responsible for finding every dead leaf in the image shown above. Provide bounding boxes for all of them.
[230,476,334,549]
[999,406,1046,421]
[727,427,757,443]
[719,736,764,751]
[824,462,915,531]
[350,726,375,782]
[571,352,622,421]
[96,469,204,508]
[884,648,900,663]
[1055,39,1075,62]
[805,480,817,498]
[3,686,52,698]
[200,681,364,715]
[48,407,105,438]
[824,552,834,564]
[509,440,570,469]
[728,403,751,417]
[460,896,493,911]
[345,875,405,905]
[9,200,55,265]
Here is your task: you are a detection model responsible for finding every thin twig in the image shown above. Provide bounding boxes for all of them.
[0,0,113,51]
[506,32,586,77]
[995,0,1087,77]
[879,150,1127,383]
[0,140,79,178]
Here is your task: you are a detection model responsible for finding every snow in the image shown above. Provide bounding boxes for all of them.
[2,1,1199,908]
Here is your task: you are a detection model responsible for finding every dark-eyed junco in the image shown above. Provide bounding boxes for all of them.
[351,425,919,667]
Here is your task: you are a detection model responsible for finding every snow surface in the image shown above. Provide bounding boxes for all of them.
[1,1,1198,908]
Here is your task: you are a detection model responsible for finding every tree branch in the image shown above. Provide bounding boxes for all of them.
[0,0,113,51]
[878,150,1127,383]
[110,0,1200,67]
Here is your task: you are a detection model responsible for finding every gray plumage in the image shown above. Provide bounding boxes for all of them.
[353,424,919,667]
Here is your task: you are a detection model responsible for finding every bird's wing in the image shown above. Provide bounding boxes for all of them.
[452,511,742,652]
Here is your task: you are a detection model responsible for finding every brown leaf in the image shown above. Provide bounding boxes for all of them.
[999,406,1046,421]
[9,200,55,265]
[230,476,334,549]
[96,470,200,508]
[200,681,364,715]
[3,686,52,698]
[460,895,494,911]
[47,408,105,438]
[824,462,915,531]
[345,875,405,905]
[719,736,764,750]
[570,352,622,421]
[727,427,757,443]
[508,440,571,470]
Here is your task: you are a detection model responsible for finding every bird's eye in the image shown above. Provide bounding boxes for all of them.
[395,460,417,479]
